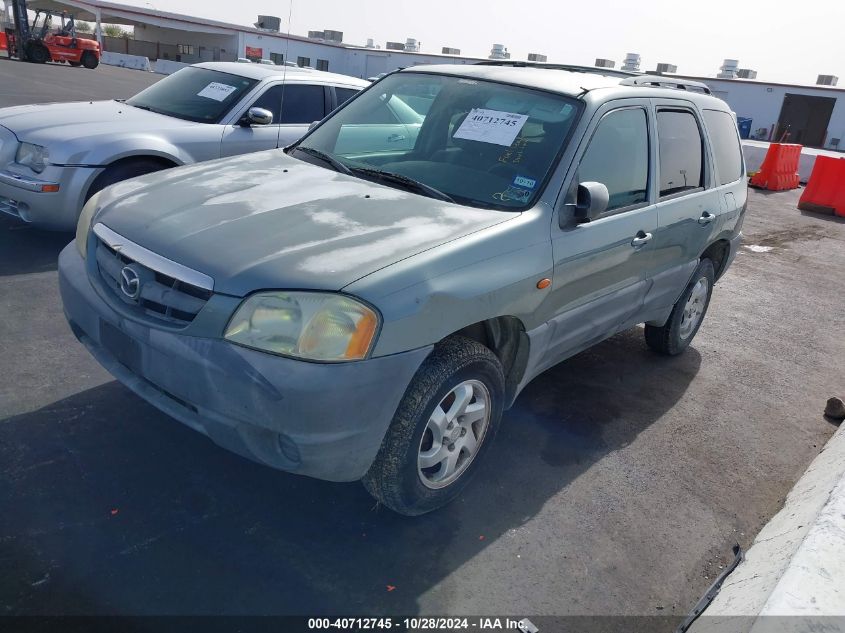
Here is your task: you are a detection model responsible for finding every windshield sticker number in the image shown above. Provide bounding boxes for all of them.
[513,175,536,189]
[197,82,238,102]
[454,108,528,146]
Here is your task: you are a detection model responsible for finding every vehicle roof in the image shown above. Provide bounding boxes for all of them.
[193,62,369,88]
[401,64,731,109]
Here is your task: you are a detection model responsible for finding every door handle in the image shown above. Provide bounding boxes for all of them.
[698,211,716,225]
[386,133,406,143]
[631,231,653,247]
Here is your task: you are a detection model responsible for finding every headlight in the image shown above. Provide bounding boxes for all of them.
[15,142,49,173]
[224,292,379,361]
[75,192,102,259]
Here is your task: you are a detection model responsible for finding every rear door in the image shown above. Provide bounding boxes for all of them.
[540,100,658,371]
[642,101,721,315]
[277,83,329,146]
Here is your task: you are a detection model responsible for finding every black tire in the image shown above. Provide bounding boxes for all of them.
[25,43,50,64]
[85,158,170,203]
[81,51,98,69]
[362,335,505,516]
[645,258,715,356]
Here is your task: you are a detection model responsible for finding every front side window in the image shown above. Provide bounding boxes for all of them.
[249,85,283,122]
[657,110,705,197]
[291,72,580,210]
[280,84,325,123]
[577,108,649,212]
[126,67,257,123]
[703,109,743,185]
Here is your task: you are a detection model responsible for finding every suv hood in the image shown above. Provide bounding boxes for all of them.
[0,101,194,148]
[95,150,516,296]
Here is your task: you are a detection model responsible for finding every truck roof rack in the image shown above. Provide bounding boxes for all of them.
[619,75,712,95]
[474,60,637,79]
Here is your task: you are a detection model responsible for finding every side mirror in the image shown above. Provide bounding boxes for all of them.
[241,107,273,126]
[308,120,320,131]
[572,181,609,223]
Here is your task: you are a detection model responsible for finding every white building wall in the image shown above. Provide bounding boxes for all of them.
[690,77,845,149]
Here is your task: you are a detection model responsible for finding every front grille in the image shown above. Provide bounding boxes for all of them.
[95,237,212,327]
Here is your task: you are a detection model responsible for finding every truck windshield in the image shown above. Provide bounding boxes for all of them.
[126,67,258,124]
[291,72,580,210]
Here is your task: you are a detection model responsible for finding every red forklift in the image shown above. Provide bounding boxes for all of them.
[4,0,100,68]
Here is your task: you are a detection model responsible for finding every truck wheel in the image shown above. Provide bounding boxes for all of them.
[26,43,50,64]
[362,335,505,516]
[85,158,171,203]
[81,51,98,69]
[645,259,715,356]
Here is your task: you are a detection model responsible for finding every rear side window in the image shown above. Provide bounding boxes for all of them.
[578,108,649,212]
[703,110,743,184]
[280,84,326,124]
[657,110,704,197]
[335,87,359,106]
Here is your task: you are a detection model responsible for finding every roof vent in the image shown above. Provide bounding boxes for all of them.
[489,44,510,60]
[717,59,739,79]
[254,15,281,31]
[595,58,615,68]
[817,74,839,86]
[386,41,405,51]
[655,63,678,74]
[442,47,461,55]
[528,53,547,63]
[737,68,757,79]
[404,38,420,52]
[621,53,640,72]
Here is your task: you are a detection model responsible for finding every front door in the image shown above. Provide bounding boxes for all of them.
[540,101,657,373]
[220,84,285,158]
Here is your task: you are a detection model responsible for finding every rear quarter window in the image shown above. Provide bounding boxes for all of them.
[703,109,744,185]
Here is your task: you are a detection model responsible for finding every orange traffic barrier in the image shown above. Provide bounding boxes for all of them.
[749,143,802,191]
[0,32,6,52]
[798,156,845,217]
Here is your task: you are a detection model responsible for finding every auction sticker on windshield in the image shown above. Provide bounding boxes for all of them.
[197,82,238,102]
[454,108,529,146]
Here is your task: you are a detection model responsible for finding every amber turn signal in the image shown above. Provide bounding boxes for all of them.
[536,278,551,289]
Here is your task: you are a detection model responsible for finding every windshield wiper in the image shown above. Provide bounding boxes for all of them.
[293,146,353,176]
[350,167,455,203]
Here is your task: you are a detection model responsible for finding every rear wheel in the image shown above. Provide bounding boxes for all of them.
[25,42,50,64]
[645,259,715,355]
[81,51,98,69]
[362,336,505,516]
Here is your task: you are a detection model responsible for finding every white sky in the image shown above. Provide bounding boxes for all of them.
[122,0,841,85]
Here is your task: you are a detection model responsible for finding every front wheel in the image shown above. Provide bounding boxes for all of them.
[362,336,505,515]
[645,258,715,355]
[81,51,98,69]
[25,43,50,64]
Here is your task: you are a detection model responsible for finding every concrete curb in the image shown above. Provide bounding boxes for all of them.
[101,52,152,72]
[691,420,845,631]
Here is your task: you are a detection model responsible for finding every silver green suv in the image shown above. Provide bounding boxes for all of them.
[59,62,746,515]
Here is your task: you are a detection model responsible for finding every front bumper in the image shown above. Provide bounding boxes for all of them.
[58,244,432,481]
[0,165,100,231]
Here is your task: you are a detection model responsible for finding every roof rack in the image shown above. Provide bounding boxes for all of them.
[474,60,637,79]
[619,75,712,94]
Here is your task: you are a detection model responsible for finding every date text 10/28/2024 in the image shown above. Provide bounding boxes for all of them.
[307,617,539,632]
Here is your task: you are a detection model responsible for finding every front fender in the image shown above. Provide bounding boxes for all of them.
[58,135,196,167]
[344,206,554,357]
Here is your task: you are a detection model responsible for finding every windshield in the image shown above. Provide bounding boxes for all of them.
[291,72,580,210]
[126,67,258,124]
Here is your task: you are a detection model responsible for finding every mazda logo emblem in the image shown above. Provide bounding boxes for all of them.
[120,266,141,300]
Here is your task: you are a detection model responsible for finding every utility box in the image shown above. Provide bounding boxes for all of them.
[527,53,547,62]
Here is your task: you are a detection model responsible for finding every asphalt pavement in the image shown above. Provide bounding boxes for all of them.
[1,62,844,625]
